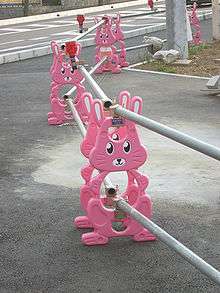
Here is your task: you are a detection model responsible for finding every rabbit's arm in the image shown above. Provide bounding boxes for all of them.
[81,164,94,183]
[129,170,149,192]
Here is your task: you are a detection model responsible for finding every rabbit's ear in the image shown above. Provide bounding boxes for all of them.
[58,52,63,64]
[92,99,104,126]
[82,92,93,116]
[130,96,143,114]
[51,41,59,56]
[105,16,112,27]
[118,91,131,109]
[76,42,81,56]
[117,13,121,23]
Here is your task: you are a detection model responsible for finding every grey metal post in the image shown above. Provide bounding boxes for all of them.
[113,105,220,161]
[212,0,220,40]
[165,0,188,59]
[116,199,220,286]
[79,65,113,108]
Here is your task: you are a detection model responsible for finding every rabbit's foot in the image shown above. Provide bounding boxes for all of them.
[133,229,156,242]
[112,67,121,74]
[74,216,93,229]
[82,232,109,246]
[120,61,129,67]
[48,115,64,125]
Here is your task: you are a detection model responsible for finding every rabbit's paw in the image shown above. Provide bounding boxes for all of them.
[81,165,94,183]
[89,178,102,194]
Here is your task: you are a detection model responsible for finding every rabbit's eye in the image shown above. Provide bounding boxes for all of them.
[123,141,131,153]
[100,35,103,38]
[70,68,74,74]
[106,142,114,155]
[112,133,119,141]
[106,34,109,38]
[115,30,117,33]
[61,68,65,74]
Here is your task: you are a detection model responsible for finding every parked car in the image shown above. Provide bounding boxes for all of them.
[186,0,212,6]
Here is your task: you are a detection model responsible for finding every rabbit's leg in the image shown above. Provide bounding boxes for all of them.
[132,196,156,242]
[48,98,66,125]
[118,41,129,67]
[82,198,114,245]
[111,54,121,74]
[95,54,104,74]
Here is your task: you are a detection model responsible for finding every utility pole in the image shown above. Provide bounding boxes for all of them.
[165,0,188,59]
[212,0,220,40]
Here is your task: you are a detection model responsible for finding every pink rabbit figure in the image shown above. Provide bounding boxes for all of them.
[189,2,201,45]
[48,48,87,124]
[76,96,155,245]
[94,16,121,74]
[75,92,131,229]
[112,14,129,67]
[51,52,86,108]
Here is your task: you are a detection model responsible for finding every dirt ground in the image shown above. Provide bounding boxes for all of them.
[136,41,220,77]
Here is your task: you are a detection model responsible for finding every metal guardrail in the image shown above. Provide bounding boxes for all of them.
[113,106,220,162]
[116,199,220,286]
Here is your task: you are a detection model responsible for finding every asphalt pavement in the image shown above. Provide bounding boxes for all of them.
[0,32,220,292]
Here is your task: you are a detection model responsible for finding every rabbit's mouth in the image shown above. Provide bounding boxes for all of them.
[113,158,125,167]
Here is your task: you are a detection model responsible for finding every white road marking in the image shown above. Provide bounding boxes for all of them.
[25,23,60,27]
[124,67,209,80]
[0,23,77,36]
[0,39,24,47]
[51,30,78,36]
[51,19,94,24]
[30,36,49,40]
[0,27,31,32]
[134,15,165,20]
[0,41,49,53]
[50,20,77,24]
[121,23,152,27]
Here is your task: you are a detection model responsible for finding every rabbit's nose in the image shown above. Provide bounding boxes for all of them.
[117,158,121,163]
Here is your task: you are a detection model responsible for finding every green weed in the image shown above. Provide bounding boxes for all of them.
[189,43,210,56]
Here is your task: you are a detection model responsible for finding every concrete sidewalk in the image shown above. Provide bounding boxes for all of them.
[0,66,220,292]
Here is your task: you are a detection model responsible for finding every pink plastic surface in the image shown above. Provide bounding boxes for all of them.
[48,41,87,125]
[189,3,201,45]
[75,92,155,245]
[112,14,129,67]
[94,16,121,74]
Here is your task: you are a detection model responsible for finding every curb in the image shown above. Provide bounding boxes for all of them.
[123,67,210,80]
[0,12,212,65]
[0,0,148,27]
